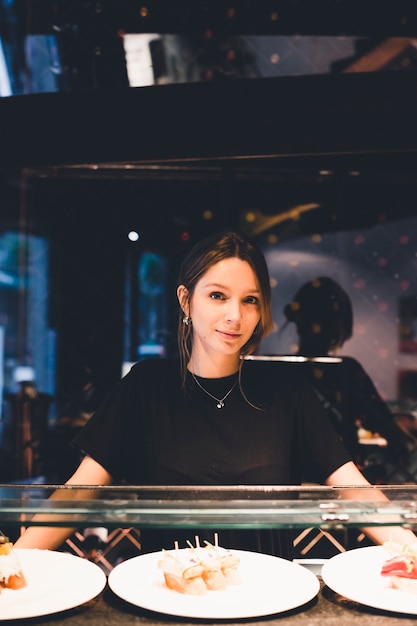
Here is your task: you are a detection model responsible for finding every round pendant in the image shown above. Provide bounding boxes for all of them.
[217,401,224,409]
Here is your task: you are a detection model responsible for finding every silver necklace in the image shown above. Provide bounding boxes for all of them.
[191,373,238,409]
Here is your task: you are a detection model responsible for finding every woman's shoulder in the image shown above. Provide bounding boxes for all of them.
[337,356,372,379]
[128,357,179,376]
[113,358,181,404]
[242,357,308,398]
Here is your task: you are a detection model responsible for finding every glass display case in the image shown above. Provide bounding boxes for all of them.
[1,483,417,530]
[2,484,417,624]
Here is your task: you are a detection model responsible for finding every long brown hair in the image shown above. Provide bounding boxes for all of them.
[177,230,273,383]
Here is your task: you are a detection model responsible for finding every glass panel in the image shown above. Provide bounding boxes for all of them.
[1,484,417,530]
[1,0,417,95]
[1,167,417,487]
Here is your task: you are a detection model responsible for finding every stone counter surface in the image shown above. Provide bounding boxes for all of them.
[12,582,416,626]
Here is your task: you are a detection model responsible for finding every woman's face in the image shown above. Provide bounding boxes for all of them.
[181,257,262,362]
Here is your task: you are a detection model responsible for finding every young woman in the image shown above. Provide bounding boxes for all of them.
[15,230,416,555]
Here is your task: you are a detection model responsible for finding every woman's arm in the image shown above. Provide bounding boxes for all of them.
[326,461,417,546]
[14,456,113,550]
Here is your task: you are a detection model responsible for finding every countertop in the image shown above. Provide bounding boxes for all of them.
[10,581,417,626]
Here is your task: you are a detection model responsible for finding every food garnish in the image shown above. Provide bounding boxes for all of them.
[158,534,241,595]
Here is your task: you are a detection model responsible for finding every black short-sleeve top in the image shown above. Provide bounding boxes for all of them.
[73,358,351,557]
[73,357,351,486]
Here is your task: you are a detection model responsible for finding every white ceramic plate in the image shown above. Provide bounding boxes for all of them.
[108,548,320,618]
[322,545,417,615]
[0,549,106,620]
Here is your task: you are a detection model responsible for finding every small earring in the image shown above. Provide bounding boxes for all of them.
[183,315,192,326]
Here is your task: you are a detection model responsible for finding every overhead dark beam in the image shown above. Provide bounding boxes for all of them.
[2,71,417,169]
[15,0,417,37]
